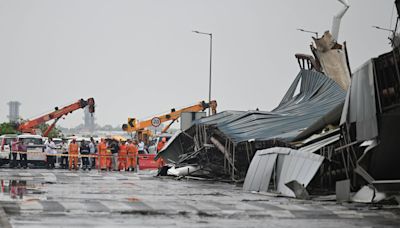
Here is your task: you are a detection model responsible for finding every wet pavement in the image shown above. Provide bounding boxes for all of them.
[0,168,399,227]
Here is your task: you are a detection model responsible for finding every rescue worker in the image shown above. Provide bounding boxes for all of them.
[157,137,167,152]
[69,139,79,170]
[156,137,167,169]
[118,140,128,171]
[126,139,138,172]
[10,138,19,168]
[80,139,90,171]
[98,138,108,170]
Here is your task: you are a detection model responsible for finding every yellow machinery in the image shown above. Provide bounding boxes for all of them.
[122,100,217,143]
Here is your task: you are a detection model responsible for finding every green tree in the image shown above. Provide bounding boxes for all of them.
[37,123,63,138]
[0,122,17,135]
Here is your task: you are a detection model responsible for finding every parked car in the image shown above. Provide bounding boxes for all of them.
[0,134,17,166]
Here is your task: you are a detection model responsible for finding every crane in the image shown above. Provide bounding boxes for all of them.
[122,100,217,140]
[18,98,95,137]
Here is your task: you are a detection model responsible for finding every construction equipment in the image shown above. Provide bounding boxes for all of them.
[122,100,217,142]
[18,98,95,137]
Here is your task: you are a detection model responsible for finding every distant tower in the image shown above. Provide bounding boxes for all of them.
[83,106,95,132]
[7,101,21,123]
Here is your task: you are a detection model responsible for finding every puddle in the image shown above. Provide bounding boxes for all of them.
[0,179,46,200]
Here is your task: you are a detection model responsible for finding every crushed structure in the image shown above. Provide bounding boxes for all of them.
[158,61,347,182]
[157,0,400,200]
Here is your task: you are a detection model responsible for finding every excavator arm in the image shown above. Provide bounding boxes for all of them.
[122,100,217,133]
[18,98,95,136]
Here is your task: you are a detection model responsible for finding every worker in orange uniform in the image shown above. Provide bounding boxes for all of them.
[126,139,138,172]
[156,137,167,168]
[69,139,79,170]
[97,138,108,170]
[118,140,128,171]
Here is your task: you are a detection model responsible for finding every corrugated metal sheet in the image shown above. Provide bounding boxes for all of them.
[192,69,346,144]
[298,133,340,153]
[243,147,324,198]
[340,60,378,141]
[243,152,277,192]
[276,148,324,197]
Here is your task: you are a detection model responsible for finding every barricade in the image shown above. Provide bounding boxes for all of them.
[8,150,140,170]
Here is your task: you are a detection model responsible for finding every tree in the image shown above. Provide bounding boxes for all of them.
[0,122,17,135]
[37,123,63,138]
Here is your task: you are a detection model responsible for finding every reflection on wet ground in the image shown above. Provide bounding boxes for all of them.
[0,179,46,201]
[1,180,27,199]
[0,169,399,228]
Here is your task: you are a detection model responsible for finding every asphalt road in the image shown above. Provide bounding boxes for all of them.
[0,168,399,228]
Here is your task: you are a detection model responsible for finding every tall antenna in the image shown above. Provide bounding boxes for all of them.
[331,0,350,41]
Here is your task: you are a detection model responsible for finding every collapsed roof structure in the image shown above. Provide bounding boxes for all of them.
[157,33,349,181]
[158,0,400,199]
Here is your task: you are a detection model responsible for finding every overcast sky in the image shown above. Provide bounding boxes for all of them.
[0,0,396,128]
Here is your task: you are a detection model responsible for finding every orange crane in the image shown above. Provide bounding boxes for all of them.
[18,98,95,137]
[122,100,217,137]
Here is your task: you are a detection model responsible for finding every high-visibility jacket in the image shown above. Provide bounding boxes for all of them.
[119,145,127,158]
[69,143,79,154]
[127,144,138,156]
[127,143,137,168]
[157,141,166,152]
[98,142,108,169]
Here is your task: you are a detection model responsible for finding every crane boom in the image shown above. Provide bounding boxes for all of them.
[122,100,217,133]
[18,98,95,136]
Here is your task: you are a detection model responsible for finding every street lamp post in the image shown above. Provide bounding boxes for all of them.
[193,30,213,116]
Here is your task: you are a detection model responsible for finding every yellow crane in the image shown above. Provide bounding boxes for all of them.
[122,100,217,143]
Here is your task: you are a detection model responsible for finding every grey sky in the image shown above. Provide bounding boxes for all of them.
[0,0,395,128]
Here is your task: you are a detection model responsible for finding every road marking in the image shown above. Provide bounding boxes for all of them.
[275,204,309,211]
[40,201,65,212]
[59,201,86,212]
[100,201,133,212]
[19,200,43,212]
[40,173,57,182]
[18,173,32,177]
[103,176,117,180]
[265,210,296,218]
[63,173,79,177]
[332,210,364,218]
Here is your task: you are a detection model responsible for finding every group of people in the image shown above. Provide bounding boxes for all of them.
[67,138,139,171]
[8,136,168,171]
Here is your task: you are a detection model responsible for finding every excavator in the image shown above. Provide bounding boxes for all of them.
[122,100,217,143]
[18,98,95,137]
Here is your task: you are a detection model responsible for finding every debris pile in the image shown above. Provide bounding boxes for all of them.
[157,2,400,202]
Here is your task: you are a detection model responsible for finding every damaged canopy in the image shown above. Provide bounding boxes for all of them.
[193,69,346,144]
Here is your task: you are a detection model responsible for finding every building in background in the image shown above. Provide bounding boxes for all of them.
[7,101,21,123]
[83,106,95,132]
